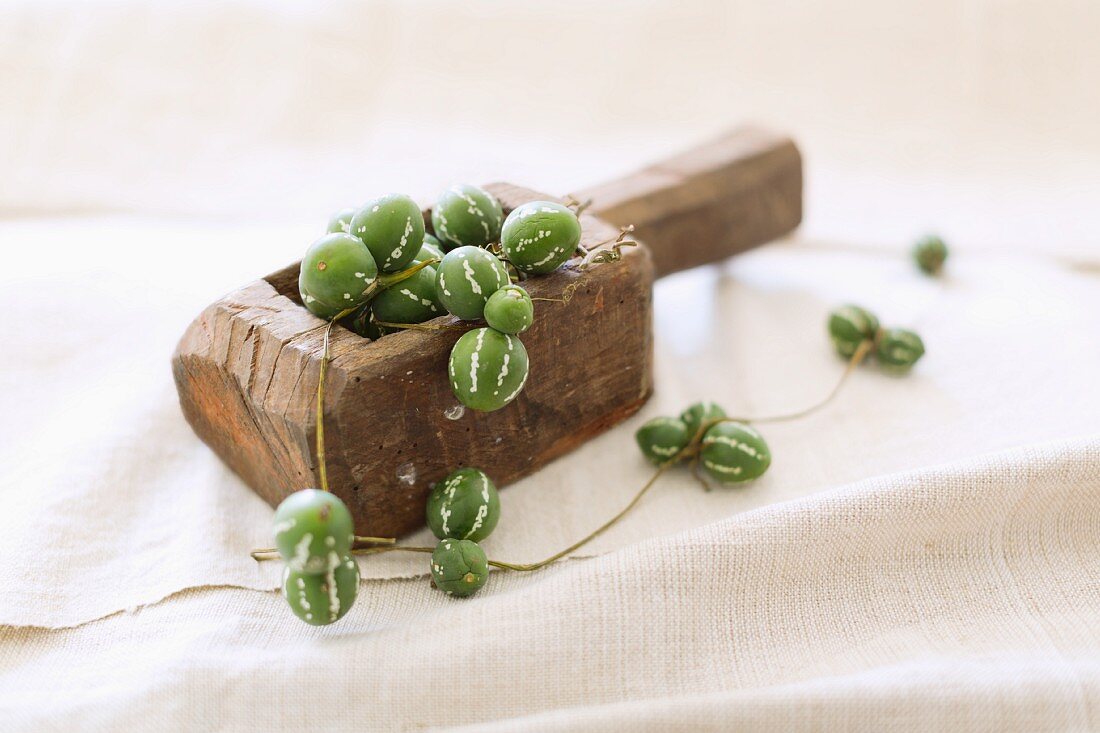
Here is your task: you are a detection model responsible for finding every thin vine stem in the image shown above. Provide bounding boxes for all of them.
[725,338,872,425]
[563,195,594,218]
[250,535,396,561]
[530,278,590,307]
[252,462,673,572]
[347,543,571,574]
[643,339,872,490]
[372,318,471,332]
[346,460,673,572]
[313,259,439,492]
[316,307,356,492]
[485,462,671,571]
[579,225,637,270]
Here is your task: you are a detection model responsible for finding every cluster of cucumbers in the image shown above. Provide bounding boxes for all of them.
[272,465,503,625]
[273,489,360,626]
[635,401,772,484]
[827,305,925,370]
[633,303,927,485]
[423,466,502,597]
[273,192,939,628]
[298,184,586,412]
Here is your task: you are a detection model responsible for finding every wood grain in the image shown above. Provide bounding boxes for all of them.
[172,128,802,537]
[573,126,802,278]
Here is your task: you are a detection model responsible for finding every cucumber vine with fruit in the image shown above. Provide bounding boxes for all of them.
[252,184,929,626]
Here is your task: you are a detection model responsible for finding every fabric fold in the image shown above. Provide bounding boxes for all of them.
[2,437,1097,731]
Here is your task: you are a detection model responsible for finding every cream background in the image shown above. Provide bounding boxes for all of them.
[1,1,1099,730]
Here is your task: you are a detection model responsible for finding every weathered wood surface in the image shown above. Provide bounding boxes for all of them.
[172,127,802,537]
[574,126,802,278]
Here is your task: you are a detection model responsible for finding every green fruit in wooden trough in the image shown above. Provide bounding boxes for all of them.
[370,264,442,325]
[913,234,948,275]
[349,193,425,273]
[326,207,357,234]
[430,539,489,597]
[436,246,510,321]
[273,489,355,575]
[416,233,445,263]
[426,467,500,542]
[431,184,504,250]
[448,327,529,412]
[483,285,534,334]
[299,233,378,313]
[828,305,880,358]
[500,201,582,275]
[299,281,346,321]
[876,328,925,371]
[634,417,690,464]
[699,422,771,484]
[283,554,360,626]
[680,401,727,438]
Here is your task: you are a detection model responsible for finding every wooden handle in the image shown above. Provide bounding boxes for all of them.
[571,126,802,279]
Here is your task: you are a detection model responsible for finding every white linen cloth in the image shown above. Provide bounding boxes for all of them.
[2,0,1099,730]
[1,438,1098,731]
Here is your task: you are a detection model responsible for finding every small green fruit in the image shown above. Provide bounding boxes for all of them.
[828,305,880,358]
[426,467,500,542]
[326,207,357,235]
[299,233,378,314]
[483,285,534,334]
[416,233,445,263]
[913,234,948,275]
[350,193,425,273]
[299,281,346,321]
[370,264,442,325]
[436,246,510,321]
[634,417,690,464]
[680,401,727,438]
[431,184,504,250]
[283,554,359,625]
[273,489,355,575]
[699,422,771,484]
[876,328,925,370]
[449,327,529,412]
[430,539,489,597]
[500,201,582,275]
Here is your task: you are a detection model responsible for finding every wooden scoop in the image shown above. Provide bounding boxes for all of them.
[172,126,802,537]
